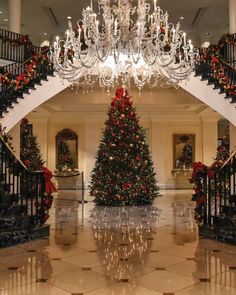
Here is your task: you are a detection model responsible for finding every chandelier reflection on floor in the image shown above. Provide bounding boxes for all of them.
[49,0,199,90]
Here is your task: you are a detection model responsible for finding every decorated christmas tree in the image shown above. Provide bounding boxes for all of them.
[57,140,74,171]
[216,124,230,162]
[20,118,44,171]
[179,143,193,168]
[90,88,159,206]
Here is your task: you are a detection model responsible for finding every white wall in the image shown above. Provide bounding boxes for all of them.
[25,115,218,189]
[7,86,219,189]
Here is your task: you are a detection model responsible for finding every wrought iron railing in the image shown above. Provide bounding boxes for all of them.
[0,29,40,62]
[0,47,53,117]
[0,133,47,227]
[196,34,236,101]
[197,153,236,243]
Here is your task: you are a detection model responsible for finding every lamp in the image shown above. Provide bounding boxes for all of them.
[49,0,199,90]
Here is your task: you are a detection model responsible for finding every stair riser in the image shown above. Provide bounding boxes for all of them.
[0,225,50,248]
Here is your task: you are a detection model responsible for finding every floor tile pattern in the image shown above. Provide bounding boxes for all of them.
[0,190,235,294]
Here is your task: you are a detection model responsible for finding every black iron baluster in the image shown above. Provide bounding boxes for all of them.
[219,170,222,214]
[208,176,212,226]
[214,173,217,218]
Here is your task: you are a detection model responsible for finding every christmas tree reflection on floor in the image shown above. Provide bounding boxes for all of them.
[90,205,160,284]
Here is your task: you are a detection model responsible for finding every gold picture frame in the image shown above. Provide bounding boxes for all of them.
[173,134,195,169]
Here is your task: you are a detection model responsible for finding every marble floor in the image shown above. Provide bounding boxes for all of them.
[0,190,236,294]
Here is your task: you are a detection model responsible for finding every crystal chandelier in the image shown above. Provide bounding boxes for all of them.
[49,0,199,90]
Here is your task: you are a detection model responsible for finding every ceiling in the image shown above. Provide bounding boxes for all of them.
[0,0,228,121]
[0,0,229,47]
[28,85,220,122]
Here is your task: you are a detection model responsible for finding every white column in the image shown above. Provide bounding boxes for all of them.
[230,123,236,151]
[202,120,218,166]
[84,120,100,187]
[229,0,236,34]
[8,0,22,33]
[151,120,167,189]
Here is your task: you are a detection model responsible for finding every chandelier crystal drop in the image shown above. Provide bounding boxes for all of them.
[49,0,199,90]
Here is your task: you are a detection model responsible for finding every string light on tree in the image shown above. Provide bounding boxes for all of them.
[90,87,159,206]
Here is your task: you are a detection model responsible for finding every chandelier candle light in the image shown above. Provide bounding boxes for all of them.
[49,0,199,90]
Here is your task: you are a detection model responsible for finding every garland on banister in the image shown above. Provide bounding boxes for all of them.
[20,118,57,223]
[0,33,32,46]
[197,33,236,98]
[0,48,51,90]
[190,126,230,225]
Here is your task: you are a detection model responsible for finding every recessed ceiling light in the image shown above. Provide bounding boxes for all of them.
[67,16,72,19]
[44,32,47,36]
[3,18,8,22]
[205,32,210,35]
[179,16,184,20]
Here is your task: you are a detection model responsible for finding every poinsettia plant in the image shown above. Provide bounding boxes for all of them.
[190,125,230,225]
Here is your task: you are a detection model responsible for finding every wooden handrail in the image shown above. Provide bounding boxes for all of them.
[0,133,27,169]
[220,150,236,170]
[220,59,236,72]
[1,47,50,75]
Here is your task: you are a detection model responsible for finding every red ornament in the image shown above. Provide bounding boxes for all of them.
[207,169,215,179]
[196,195,206,206]
[23,159,30,167]
[21,117,29,126]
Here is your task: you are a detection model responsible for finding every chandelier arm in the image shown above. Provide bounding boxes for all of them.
[129,40,141,64]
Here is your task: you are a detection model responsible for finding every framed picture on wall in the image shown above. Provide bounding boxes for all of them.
[173,134,195,169]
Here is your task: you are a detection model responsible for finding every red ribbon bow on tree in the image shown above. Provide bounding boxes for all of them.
[112,88,127,109]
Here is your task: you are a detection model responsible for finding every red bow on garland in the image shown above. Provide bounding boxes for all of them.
[43,167,57,194]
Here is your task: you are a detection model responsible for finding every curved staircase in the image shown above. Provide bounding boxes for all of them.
[0,134,50,248]
[1,75,69,132]
[0,29,236,131]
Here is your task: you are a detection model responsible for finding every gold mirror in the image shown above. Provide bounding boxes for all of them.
[56,129,78,171]
[173,134,195,169]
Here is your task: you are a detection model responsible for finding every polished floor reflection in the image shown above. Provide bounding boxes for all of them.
[0,190,236,294]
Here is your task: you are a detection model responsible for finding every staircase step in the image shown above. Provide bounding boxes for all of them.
[229,195,236,205]
[23,89,30,94]
[0,194,19,205]
[221,205,236,216]
[0,224,50,248]
[0,228,30,248]
[0,215,31,230]
[0,204,27,216]
[213,215,236,227]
